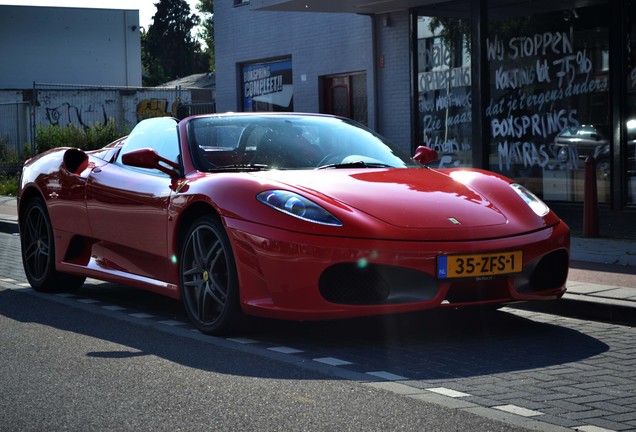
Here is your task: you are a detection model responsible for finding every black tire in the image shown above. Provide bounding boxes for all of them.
[20,197,86,292]
[180,215,243,335]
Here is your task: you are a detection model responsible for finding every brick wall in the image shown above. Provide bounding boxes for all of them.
[375,11,413,155]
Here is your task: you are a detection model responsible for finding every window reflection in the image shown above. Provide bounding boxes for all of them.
[487,2,610,203]
[416,6,473,169]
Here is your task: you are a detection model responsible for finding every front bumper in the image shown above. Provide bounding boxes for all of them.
[226,218,570,320]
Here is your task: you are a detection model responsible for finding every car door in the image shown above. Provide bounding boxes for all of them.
[85,118,179,271]
[86,163,172,254]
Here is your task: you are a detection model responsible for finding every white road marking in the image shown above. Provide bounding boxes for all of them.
[227,337,259,344]
[426,387,471,398]
[492,404,543,417]
[102,305,126,311]
[129,312,155,319]
[268,346,304,354]
[313,357,352,366]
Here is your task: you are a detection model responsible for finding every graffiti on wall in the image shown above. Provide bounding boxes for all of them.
[135,99,178,121]
[36,92,185,128]
[45,102,109,128]
[0,88,205,149]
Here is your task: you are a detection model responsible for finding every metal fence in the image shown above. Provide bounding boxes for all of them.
[0,101,30,159]
[0,82,216,161]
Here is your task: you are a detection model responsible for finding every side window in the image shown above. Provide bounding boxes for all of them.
[116,117,179,175]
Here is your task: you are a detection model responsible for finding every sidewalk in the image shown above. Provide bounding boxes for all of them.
[0,195,18,234]
[1,195,635,323]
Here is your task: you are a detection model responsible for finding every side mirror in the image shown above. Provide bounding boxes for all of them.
[122,147,180,177]
[413,145,438,165]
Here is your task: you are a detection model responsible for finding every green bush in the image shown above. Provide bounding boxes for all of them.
[0,121,130,196]
[0,172,18,196]
[35,120,126,155]
[0,136,20,163]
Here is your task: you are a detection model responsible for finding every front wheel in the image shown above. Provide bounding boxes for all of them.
[180,216,243,335]
[20,197,85,292]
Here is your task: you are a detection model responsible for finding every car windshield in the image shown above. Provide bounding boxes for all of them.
[186,114,418,172]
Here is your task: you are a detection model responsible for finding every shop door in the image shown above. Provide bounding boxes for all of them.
[322,73,368,125]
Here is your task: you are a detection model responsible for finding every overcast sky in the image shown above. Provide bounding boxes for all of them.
[0,0,201,30]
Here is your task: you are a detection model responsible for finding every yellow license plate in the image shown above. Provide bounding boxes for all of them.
[437,251,523,279]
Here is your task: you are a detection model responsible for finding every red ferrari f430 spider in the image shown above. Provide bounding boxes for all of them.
[18,113,569,334]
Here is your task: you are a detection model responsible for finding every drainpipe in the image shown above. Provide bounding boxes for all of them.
[470,0,488,169]
[368,13,380,133]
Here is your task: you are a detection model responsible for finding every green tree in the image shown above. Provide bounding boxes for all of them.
[197,0,215,71]
[428,17,471,63]
[143,0,208,86]
[141,28,169,86]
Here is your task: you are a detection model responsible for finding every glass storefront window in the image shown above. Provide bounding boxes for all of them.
[486,2,610,203]
[626,1,636,204]
[416,7,473,168]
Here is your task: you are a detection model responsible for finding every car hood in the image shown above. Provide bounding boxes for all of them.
[252,168,512,230]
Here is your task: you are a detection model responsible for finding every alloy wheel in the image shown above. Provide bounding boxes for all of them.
[181,216,240,334]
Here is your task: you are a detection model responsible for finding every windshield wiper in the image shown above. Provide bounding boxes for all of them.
[315,161,393,170]
[210,163,270,172]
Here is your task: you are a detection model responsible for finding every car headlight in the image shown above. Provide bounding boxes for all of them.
[257,190,343,226]
[510,184,549,217]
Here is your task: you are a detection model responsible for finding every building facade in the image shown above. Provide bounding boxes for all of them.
[0,6,220,158]
[214,3,379,134]
[218,0,636,237]
[0,5,142,88]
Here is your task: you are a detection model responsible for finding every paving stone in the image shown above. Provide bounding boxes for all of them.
[533,414,580,428]
[547,399,599,413]
[560,409,613,420]
[494,398,547,411]
[605,411,636,422]
[529,392,586,402]
[574,394,621,404]
[587,401,635,414]
[585,417,634,431]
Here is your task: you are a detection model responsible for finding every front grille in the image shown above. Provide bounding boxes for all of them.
[444,278,510,304]
[319,263,438,305]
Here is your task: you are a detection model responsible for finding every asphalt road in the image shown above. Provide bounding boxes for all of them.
[1,288,529,432]
[2,232,636,431]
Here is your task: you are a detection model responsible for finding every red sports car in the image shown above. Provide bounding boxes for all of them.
[18,113,569,334]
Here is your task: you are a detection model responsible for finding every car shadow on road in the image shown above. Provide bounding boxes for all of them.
[245,306,610,380]
[0,283,610,381]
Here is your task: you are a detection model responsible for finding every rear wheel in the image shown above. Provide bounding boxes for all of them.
[20,197,85,292]
[180,216,243,335]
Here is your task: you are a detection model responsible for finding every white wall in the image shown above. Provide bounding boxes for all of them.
[0,5,142,88]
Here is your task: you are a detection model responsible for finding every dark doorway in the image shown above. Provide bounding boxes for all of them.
[321,73,368,125]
